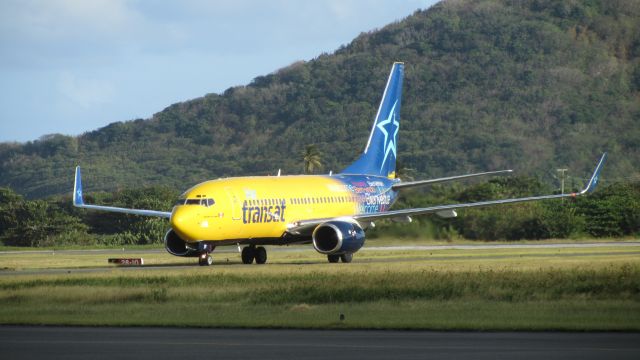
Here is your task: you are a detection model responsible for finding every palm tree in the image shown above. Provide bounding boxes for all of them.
[394,160,415,181]
[302,144,323,174]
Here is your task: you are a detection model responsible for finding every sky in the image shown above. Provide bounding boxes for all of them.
[0,0,438,143]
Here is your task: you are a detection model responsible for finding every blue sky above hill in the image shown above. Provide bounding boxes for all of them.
[0,0,436,142]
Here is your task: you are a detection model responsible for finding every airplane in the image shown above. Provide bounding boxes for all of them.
[73,62,607,266]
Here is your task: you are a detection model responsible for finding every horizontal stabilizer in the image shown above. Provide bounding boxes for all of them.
[392,169,513,190]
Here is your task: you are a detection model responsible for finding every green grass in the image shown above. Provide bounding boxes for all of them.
[1,243,640,330]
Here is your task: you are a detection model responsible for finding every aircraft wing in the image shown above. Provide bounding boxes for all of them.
[392,169,512,190]
[72,166,172,218]
[287,153,606,234]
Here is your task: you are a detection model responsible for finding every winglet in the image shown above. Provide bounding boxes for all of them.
[73,166,84,206]
[580,152,607,195]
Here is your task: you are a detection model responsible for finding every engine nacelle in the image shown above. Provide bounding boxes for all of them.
[312,220,365,255]
[164,229,199,257]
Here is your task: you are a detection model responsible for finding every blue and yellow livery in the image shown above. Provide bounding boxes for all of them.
[73,63,607,266]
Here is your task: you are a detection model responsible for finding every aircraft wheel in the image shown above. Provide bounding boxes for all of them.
[255,247,267,264]
[199,254,213,266]
[327,254,340,263]
[340,253,353,263]
[241,246,255,264]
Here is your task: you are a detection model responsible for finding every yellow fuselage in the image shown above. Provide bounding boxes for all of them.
[170,175,372,243]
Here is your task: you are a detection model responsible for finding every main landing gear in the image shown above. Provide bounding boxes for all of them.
[241,245,267,264]
[327,253,353,263]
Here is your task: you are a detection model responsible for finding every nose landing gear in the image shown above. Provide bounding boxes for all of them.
[198,253,213,266]
[197,243,215,266]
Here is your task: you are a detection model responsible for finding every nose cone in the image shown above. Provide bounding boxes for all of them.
[170,206,187,228]
[170,206,198,241]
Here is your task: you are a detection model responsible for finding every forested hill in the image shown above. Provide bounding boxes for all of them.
[1,0,639,198]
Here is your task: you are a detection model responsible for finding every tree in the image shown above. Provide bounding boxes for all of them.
[1,199,89,247]
[302,144,323,174]
[0,187,22,239]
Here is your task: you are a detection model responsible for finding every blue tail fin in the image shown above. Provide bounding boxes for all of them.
[341,62,404,177]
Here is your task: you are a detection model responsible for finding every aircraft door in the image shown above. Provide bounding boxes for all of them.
[224,187,243,221]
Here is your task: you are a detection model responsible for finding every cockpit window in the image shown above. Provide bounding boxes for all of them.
[177,198,215,207]
[175,196,215,207]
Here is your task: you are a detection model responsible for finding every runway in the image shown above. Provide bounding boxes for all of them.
[1,326,638,360]
[365,241,640,251]
[1,242,639,276]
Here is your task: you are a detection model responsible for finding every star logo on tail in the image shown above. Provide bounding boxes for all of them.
[376,100,399,172]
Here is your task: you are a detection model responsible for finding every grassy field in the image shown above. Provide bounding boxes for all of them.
[1,241,639,330]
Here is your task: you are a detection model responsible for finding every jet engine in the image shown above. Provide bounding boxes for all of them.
[164,229,199,257]
[312,220,365,255]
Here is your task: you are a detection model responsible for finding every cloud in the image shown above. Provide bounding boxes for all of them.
[1,0,138,42]
[57,71,115,109]
[0,0,186,69]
